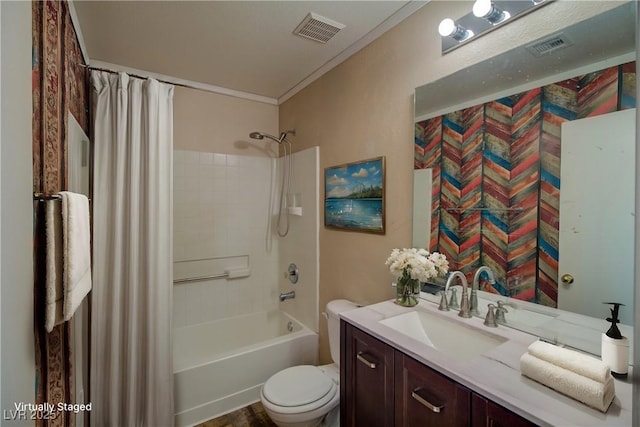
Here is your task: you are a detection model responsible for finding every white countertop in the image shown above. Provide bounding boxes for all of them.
[340,299,634,427]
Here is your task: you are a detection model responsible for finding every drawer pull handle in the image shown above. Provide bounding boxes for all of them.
[411,388,444,413]
[356,352,377,369]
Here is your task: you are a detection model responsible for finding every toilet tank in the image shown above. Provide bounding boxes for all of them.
[326,299,359,366]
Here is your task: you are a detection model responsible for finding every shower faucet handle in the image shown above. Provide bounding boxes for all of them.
[286,263,299,284]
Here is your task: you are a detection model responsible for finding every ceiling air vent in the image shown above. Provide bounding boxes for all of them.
[293,12,345,44]
[526,33,573,57]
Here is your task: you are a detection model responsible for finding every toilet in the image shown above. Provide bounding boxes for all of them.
[260,299,359,427]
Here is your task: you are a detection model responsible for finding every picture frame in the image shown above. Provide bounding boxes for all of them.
[324,156,385,234]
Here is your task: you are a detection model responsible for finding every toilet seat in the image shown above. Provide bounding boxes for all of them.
[261,365,338,414]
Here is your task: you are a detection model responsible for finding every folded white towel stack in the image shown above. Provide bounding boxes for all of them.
[520,340,615,412]
[527,340,611,383]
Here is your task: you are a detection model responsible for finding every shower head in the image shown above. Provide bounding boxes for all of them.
[249,131,281,144]
[249,131,265,140]
[249,129,296,144]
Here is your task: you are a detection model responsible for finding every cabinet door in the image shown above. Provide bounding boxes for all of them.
[395,352,470,427]
[471,393,537,427]
[341,322,395,427]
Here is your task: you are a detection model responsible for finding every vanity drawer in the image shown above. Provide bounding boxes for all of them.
[395,352,471,427]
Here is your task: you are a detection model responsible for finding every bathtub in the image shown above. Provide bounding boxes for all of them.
[173,310,318,427]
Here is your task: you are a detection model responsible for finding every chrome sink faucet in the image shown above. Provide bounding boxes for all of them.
[439,271,471,318]
[471,266,496,316]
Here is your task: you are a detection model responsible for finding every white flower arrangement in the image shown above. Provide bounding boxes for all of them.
[385,248,449,282]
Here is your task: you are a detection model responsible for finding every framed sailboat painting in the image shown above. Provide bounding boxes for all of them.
[324,156,385,234]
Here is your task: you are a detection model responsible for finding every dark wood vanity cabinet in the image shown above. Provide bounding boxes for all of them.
[341,321,536,427]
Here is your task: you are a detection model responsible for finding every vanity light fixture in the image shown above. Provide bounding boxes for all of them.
[438,18,473,42]
[472,0,510,25]
[439,0,553,54]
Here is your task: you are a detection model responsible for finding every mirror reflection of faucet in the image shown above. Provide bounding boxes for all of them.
[484,302,508,327]
[496,301,509,324]
[448,287,459,310]
[471,266,495,316]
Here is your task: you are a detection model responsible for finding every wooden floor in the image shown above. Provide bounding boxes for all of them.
[195,402,277,427]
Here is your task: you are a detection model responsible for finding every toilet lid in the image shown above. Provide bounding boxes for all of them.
[263,365,335,407]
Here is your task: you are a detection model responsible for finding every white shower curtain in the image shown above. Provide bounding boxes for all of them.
[90,71,174,426]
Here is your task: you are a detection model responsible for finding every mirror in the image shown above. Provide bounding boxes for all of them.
[66,111,91,426]
[67,112,90,196]
[413,2,636,334]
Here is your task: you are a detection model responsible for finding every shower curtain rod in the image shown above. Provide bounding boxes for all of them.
[79,63,195,90]
[75,62,279,105]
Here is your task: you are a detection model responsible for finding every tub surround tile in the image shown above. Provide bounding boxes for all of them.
[173,151,280,326]
[199,152,214,165]
[342,299,632,426]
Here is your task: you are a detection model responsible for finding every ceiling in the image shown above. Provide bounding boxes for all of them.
[72,1,425,103]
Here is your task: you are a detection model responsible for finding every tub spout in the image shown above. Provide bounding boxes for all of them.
[279,291,296,302]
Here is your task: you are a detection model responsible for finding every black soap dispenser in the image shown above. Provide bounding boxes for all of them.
[601,302,629,377]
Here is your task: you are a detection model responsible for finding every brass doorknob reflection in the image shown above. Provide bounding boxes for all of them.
[561,274,574,284]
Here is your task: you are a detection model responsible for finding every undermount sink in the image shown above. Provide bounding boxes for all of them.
[379,309,507,362]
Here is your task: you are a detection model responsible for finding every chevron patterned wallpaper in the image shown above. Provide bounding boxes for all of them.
[414,62,636,307]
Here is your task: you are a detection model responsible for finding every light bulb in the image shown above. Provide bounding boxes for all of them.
[438,19,473,41]
[438,18,456,37]
[473,0,492,18]
[472,0,510,24]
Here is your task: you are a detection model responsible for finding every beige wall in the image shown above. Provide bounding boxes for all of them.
[173,85,279,155]
[280,0,625,363]
[1,0,35,421]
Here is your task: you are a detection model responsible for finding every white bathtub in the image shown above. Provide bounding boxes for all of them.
[173,310,318,427]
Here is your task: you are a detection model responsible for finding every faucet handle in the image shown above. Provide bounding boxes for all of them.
[448,288,459,309]
[438,290,450,311]
[484,303,497,327]
[469,290,480,316]
[457,287,471,318]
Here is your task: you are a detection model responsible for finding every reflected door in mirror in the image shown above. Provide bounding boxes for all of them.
[558,109,635,325]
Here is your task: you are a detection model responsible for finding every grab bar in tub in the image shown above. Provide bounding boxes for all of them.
[173,267,250,284]
[173,272,228,284]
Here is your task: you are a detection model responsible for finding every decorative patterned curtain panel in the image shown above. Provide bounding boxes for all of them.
[90,71,174,426]
[32,1,89,426]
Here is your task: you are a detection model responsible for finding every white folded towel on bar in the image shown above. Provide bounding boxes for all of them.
[520,341,615,413]
[60,191,92,322]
